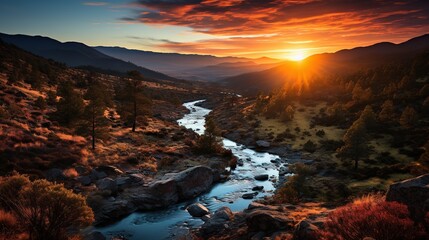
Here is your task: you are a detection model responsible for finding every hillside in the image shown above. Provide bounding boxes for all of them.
[223,34,429,93]
[0,33,177,81]
[95,46,281,81]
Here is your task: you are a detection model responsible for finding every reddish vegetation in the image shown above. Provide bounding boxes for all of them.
[319,194,426,240]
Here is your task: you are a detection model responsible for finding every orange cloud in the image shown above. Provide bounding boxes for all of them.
[126,0,429,58]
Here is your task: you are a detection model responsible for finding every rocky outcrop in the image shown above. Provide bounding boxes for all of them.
[200,207,234,236]
[386,173,429,221]
[142,166,215,207]
[187,203,210,217]
[245,208,294,232]
[292,220,319,240]
[95,166,218,225]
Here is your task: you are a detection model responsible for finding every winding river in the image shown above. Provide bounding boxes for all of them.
[98,100,287,240]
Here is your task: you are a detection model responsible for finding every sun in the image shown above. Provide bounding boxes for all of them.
[289,49,306,61]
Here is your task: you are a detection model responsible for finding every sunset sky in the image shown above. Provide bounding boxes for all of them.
[0,0,429,60]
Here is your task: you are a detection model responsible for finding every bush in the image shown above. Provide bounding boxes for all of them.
[0,210,21,239]
[0,174,94,240]
[319,194,426,240]
[303,140,317,153]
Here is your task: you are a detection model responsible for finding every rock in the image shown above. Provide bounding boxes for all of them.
[242,192,258,199]
[75,165,88,175]
[292,220,319,240]
[148,179,179,206]
[200,207,234,236]
[246,209,294,232]
[271,231,293,240]
[45,168,66,181]
[79,176,92,186]
[256,140,270,148]
[386,174,429,221]
[95,200,134,226]
[254,174,269,181]
[129,173,144,183]
[95,165,124,176]
[251,231,265,240]
[96,178,117,192]
[171,166,214,200]
[202,215,211,222]
[90,169,107,180]
[187,203,210,217]
[252,186,264,191]
[84,231,106,240]
[115,177,132,189]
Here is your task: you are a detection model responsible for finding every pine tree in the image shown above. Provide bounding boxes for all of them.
[359,105,377,130]
[82,77,111,149]
[399,106,418,129]
[337,119,369,170]
[55,81,84,126]
[115,71,151,132]
[378,100,395,123]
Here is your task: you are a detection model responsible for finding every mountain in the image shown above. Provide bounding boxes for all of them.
[222,34,429,93]
[95,46,281,81]
[0,33,176,81]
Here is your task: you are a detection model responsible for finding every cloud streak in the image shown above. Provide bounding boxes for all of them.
[125,0,429,58]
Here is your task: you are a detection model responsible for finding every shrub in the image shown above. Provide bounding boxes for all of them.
[303,140,317,153]
[0,210,21,239]
[274,164,315,204]
[0,174,94,240]
[319,194,425,240]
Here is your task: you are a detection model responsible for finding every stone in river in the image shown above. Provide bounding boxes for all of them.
[256,140,270,148]
[242,192,258,199]
[252,186,264,191]
[187,203,210,217]
[254,174,269,181]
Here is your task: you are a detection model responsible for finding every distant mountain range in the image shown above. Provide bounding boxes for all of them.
[95,46,281,81]
[0,33,176,81]
[222,34,429,93]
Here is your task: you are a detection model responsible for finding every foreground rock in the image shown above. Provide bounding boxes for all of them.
[94,166,218,225]
[200,207,234,236]
[187,203,210,217]
[386,173,429,221]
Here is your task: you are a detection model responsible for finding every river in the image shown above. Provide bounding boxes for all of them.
[98,100,287,240]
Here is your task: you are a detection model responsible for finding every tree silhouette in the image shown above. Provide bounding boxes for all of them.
[115,71,151,132]
[337,119,369,170]
[82,75,111,149]
[399,106,418,129]
[378,100,395,123]
[55,81,84,126]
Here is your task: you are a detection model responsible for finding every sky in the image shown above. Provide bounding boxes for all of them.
[0,0,429,60]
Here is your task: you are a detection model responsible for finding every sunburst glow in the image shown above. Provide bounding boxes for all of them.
[289,49,306,61]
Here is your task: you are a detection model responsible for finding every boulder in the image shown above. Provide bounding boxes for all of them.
[95,200,134,226]
[246,209,294,232]
[148,179,179,206]
[90,169,107,181]
[292,220,319,240]
[386,174,429,221]
[45,168,66,181]
[200,207,234,236]
[187,203,210,217]
[95,165,124,176]
[256,140,270,148]
[171,166,214,200]
[115,177,133,189]
[254,174,269,181]
[79,176,92,186]
[252,186,264,191]
[242,192,258,199]
[96,178,117,192]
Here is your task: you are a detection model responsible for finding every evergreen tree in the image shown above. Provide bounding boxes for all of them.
[337,119,369,170]
[399,106,418,129]
[55,81,84,126]
[378,100,395,123]
[115,71,151,132]
[359,105,377,130]
[82,77,111,149]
